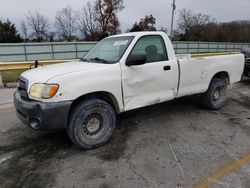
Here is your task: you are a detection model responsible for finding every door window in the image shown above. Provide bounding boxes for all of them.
[129,35,168,63]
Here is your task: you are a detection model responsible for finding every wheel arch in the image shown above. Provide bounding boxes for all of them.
[211,71,230,85]
[69,91,121,115]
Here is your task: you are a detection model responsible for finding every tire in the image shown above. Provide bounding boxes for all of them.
[67,99,116,149]
[201,78,228,110]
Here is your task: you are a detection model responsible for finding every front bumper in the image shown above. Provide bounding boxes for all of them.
[14,91,72,130]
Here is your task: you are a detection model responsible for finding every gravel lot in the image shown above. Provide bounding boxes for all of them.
[0,79,250,188]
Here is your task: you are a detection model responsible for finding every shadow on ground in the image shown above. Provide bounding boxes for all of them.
[0,94,218,188]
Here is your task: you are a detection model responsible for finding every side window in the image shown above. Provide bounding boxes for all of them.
[129,35,168,63]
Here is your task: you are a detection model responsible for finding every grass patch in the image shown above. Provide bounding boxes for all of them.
[1,70,27,83]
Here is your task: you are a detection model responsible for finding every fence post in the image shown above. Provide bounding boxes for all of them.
[51,43,55,60]
[75,42,78,59]
[198,42,200,53]
[175,42,178,54]
[240,44,243,51]
[23,43,27,61]
[0,72,3,87]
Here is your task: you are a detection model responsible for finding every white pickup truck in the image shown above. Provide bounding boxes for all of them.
[14,31,244,149]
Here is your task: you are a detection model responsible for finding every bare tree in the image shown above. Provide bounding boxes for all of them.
[218,21,250,42]
[95,0,124,37]
[26,11,49,42]
[130,15,157,32]
[176,9,250,42]
[78,1,99,40]
[55,5,77,41]
[48,31,56,42]
[178,9,214,41]
[178,9,194,39]
[77,0,124,41]
[190,13,214,40]
[20,20,28,42]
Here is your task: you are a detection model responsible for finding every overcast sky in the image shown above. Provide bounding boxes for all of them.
[0,0,249,33]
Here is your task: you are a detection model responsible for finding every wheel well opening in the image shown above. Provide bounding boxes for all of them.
[212,71,230,85]
[69,92,120,115]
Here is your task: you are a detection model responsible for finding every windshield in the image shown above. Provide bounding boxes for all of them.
[82,36,134,64]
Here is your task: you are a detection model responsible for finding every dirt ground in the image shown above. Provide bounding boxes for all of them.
[0,79,250,188]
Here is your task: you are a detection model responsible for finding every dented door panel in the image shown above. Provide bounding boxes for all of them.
[122,59,179,111]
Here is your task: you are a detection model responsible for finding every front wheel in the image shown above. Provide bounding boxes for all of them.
[201,78,228,110]
[67,99,116,149]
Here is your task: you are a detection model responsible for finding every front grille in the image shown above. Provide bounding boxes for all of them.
[17,77,29,99]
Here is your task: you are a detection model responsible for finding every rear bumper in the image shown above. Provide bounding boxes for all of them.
[14,91,72,130]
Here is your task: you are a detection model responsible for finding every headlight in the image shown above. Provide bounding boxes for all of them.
[29,83,59,99]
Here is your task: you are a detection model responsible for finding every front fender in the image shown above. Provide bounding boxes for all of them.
[33,63,124,112]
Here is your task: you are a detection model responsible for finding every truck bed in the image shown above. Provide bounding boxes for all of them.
[176,53,244,98]
[176,52,240,60]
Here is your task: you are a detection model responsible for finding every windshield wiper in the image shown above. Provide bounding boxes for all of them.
[90,57,109,64]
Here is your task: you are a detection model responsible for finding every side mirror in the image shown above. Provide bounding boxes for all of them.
[126,54,146,66]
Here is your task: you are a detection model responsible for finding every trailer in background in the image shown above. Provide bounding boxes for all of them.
[241,48,250,77]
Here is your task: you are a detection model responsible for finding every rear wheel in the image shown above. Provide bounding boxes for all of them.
[67,99,116,149]
[201,78,228,110]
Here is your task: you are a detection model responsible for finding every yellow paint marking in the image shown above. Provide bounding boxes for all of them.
[195,152,250,188]
[192,52,239,58]
[0,59,76,71]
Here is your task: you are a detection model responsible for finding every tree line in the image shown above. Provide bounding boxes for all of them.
[0,2,250,43]
[176,9,250,43]
[1,0,125,42]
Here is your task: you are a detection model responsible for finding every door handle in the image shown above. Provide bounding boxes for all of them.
[163,65,171,71]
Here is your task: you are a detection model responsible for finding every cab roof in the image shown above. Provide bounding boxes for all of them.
[107,31,169,38]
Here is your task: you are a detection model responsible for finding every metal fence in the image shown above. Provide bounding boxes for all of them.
[173,41,250,54]
[0,41,250,62]
[0,42,96,62]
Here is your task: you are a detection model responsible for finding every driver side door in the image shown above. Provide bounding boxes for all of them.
[121,35,179,111]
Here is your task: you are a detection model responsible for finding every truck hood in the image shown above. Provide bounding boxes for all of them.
[22,61,108,84]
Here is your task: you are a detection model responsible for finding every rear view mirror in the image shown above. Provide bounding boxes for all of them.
[126,54,146,66]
